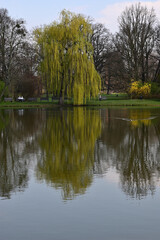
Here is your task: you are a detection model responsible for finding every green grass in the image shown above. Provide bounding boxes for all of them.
[87,98,160,106]
[101,93,127,98]
[1,95,160,108]
[0,101,59,109]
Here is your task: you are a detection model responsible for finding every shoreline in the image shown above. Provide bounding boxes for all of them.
[1,99,160,109]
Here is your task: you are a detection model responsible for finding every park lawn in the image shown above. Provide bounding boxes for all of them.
[0,101,58,109]
[86,98,160,106]
[1,96,160,108]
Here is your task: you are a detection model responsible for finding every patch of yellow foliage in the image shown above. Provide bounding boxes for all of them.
[129,80,151,98]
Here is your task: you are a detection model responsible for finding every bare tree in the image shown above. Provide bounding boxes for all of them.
[0,8,27,98]
[153,26,160,82]
[14,40,41,98]
[91,23,113,89]
[91,23,112,72]
[115,3,157,83]
[91,23,127,93]
[104,50,128,93]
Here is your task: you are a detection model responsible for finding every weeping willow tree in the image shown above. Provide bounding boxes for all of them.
[34,10,101,105]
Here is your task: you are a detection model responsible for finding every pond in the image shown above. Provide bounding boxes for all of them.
[0,107,160,240]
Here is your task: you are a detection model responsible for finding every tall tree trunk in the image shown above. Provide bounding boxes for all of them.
[107,70,111,94]
[0,85,7,101]
[153,59,160,82]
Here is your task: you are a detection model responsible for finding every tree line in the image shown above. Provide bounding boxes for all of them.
[1,3,160,104]
[0,8,40,100]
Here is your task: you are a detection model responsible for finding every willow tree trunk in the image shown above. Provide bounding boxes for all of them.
[59,76,64,105]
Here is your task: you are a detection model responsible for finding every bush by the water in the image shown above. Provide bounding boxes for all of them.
[128,80,151,98]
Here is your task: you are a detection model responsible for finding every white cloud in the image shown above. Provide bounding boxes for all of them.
[97,1,160,33]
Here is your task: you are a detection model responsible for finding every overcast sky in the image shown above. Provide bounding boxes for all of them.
[1,0,160,32]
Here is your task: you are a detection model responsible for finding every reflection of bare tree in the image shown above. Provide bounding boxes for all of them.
[96,108,160,199]
[119,125,160,198]
[36,108,101,200]
[0,109,44,199]
[94,108,127,174]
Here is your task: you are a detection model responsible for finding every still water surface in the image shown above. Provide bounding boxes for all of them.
[0,107,160,240]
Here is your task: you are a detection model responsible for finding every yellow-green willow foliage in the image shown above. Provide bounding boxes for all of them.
[36,108,101,200]
[34,10,101,105]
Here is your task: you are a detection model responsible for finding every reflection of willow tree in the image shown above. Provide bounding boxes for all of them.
[37,108,101,200]
[98,108,160,199]
[0,109,43,199]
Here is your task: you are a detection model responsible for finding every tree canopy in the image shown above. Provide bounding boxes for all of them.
[115,3,157,83]
[34,10,101,105]
[0,9,27,96]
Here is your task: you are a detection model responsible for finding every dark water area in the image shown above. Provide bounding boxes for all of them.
[0,107,160,240]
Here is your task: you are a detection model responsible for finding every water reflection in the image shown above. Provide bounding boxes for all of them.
[99,108,160,199]
[129,109,155,127]
[0,108,160,200]
[36,108,101,200]
[0,109,43,199]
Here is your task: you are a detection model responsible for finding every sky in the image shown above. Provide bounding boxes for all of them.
[1,0,160,33]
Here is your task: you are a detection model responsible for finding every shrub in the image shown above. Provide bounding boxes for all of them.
[139,83,151,96]
[128,80,151,98]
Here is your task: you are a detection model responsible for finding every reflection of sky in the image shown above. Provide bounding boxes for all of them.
[1,165,160,240]
[97,135,160,198]
[104,168,119,183]
[104,167,160,186]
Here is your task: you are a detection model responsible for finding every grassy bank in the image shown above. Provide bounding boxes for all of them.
[0,101,58,109]
[86,98,160,107]
[1,94,160,108]
[0,97,160,108]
